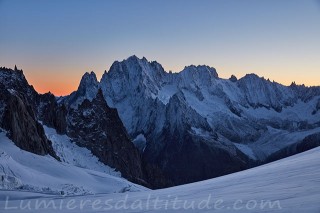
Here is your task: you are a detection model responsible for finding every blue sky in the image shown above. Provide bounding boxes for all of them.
[0,0,319,95]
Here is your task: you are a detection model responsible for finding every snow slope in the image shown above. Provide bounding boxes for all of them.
[0,131,147,196]
[43,125,120,177]
[0,147,319,212]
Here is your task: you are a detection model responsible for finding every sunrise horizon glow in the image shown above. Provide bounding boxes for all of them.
[1,0,320,96]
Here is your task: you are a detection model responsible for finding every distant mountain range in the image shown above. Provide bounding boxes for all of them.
[1,56,320,188]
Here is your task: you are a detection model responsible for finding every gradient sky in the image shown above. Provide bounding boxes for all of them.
[0,0,320,96]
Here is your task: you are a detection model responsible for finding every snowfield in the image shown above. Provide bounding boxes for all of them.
[43,125,121,177]
[0,131,147,196]
[0,145,319,212]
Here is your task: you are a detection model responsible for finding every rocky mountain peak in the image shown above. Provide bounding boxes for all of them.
[0,67,58,159]
[108,55,166,78]
[177,65,218,88]
[65,71,100,107]
[0,67,28,87]
[229,75,238,82]
[100,56,167,103]
[182,65,218,78]
[78,71,98,90]
[127,54,140,61]
[240,73,261,81]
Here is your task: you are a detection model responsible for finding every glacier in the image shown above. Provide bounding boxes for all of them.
[0,129,147,195]
[0,146,319,212]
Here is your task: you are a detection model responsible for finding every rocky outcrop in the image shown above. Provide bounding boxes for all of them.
[66,71,99,108]
[38,92,67,134]
[0,82,57,159]
[66,89,147,185]
[229,75,237,82]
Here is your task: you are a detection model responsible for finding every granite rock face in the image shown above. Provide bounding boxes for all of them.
[0,67,57,159]
[2,90,57,158]
[66,89,147,185]
[38,92,67,134]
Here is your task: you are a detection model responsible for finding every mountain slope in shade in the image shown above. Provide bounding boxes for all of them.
[0,66,158,188]
[65,56,320,186]
[66,89,146,185]
[0,67,58,159]
[0,130,147,195]
[1,146,319,212]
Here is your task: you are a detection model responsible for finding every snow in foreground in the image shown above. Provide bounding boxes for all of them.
[0,131,147,195]
[1,146,319,212]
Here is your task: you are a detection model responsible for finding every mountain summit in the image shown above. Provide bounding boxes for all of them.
[2,56,319,187]
[63,56,320,186]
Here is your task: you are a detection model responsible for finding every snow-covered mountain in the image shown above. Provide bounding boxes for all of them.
[1,146,319,212]
[1,56,320,189]
[64,55,320,186]
[0,66,159,189]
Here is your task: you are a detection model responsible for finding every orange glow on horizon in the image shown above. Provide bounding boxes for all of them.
[24,70,319,97]
[25,71,82,96]
[31,82,78,97]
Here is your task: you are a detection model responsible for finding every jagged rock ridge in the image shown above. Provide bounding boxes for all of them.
[64,55,320,186]
[0,67,163,188]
